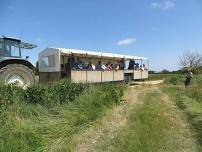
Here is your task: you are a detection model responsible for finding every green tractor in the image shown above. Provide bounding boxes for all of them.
[0,36,36,87]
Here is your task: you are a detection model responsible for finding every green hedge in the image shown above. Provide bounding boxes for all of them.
[0,80,88,107]
[25,80,88,106]
[0,81,125,151]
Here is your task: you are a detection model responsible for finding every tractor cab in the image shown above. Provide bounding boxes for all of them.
[0,36,37,59]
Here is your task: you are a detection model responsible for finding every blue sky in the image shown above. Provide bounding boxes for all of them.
[1,0,202,71]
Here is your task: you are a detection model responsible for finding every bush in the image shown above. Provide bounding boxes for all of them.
[100,83,124,104]
[25,80,88,106]
[0,80,88,109]
[0,80,125,151]
[0,84,24,107]
[164,75,184,85]
[186,87,202,103]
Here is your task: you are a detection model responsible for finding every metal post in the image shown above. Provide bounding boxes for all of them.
[123,56,125,81]
[133,57,135,80]
[62,56,65,79]
[19,47,22,58]
[86,53,88,83]
[70,52,72,82]
[113,56,115,81]
[101,54,102,82]
[141,59,143,80]
[148,59,149,79]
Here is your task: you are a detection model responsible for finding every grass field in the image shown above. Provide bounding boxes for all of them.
[150,74,202,150]
[68,74,202,152]
[0,81,124,151]
[162,74,202,150]
[95,87,198,152]
[1,74,202,152]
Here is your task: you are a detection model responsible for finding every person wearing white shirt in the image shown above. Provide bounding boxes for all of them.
[101,63,107,70]
[91,64,96,70]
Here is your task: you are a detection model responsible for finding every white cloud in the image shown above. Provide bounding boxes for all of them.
[151,1,174,11]
[164,1,175,10]
[117,38,136,46]
[151,2,162,9]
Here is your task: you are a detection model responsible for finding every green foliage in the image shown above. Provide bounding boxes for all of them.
[25,80,88,106]
[148,73,169,80]
[99,83,124,104]
[0,81,125,151]
[164,74,184,85]
[149,73,185,85]
[148,74,181,81]
[186,86,202,103]
[98,90,197,152]
[182,66,202,74]
[162,75,202,149]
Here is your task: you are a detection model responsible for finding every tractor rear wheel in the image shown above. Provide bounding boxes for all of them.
[0,64,35,88]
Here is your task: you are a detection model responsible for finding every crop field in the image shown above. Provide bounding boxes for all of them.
[0,81,124,151]
[0,74,202,152]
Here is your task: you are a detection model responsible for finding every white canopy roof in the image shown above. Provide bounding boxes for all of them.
[38,47,148,72]
[47,47,148,60]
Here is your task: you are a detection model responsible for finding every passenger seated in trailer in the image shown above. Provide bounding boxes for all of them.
[88,62,96,70]
[71,57,85,70]
[91,63,96,70]
[96,61,102,70]
[85,59,93,70]
[106,62,113,70]
[128,59,135,70]
[101,62,107,70]
[119,59,125,70]
[115,62,120,71]
[83,60,89,70]
[143,64,148,70]
[140,65,145,71]
[135,63,139,70]
[76,57,84,69]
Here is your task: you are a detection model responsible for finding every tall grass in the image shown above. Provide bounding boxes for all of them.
[148,73,181,81]
[0,81,125,151]
[162,74,202,149]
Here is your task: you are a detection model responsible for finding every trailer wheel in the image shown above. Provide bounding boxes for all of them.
[124,75,131,84]
[0,64,35,88]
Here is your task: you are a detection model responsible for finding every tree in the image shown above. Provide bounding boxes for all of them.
[179,51,202,70]
[161,69,170,74]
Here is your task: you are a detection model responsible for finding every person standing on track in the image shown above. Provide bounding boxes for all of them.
[185,70,193,87]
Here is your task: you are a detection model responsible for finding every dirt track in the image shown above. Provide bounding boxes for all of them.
[69,82,197,152]
[70,86,142,152]
[131,80,164,85]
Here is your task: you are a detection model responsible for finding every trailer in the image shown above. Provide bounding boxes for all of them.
[38,47,148,83]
